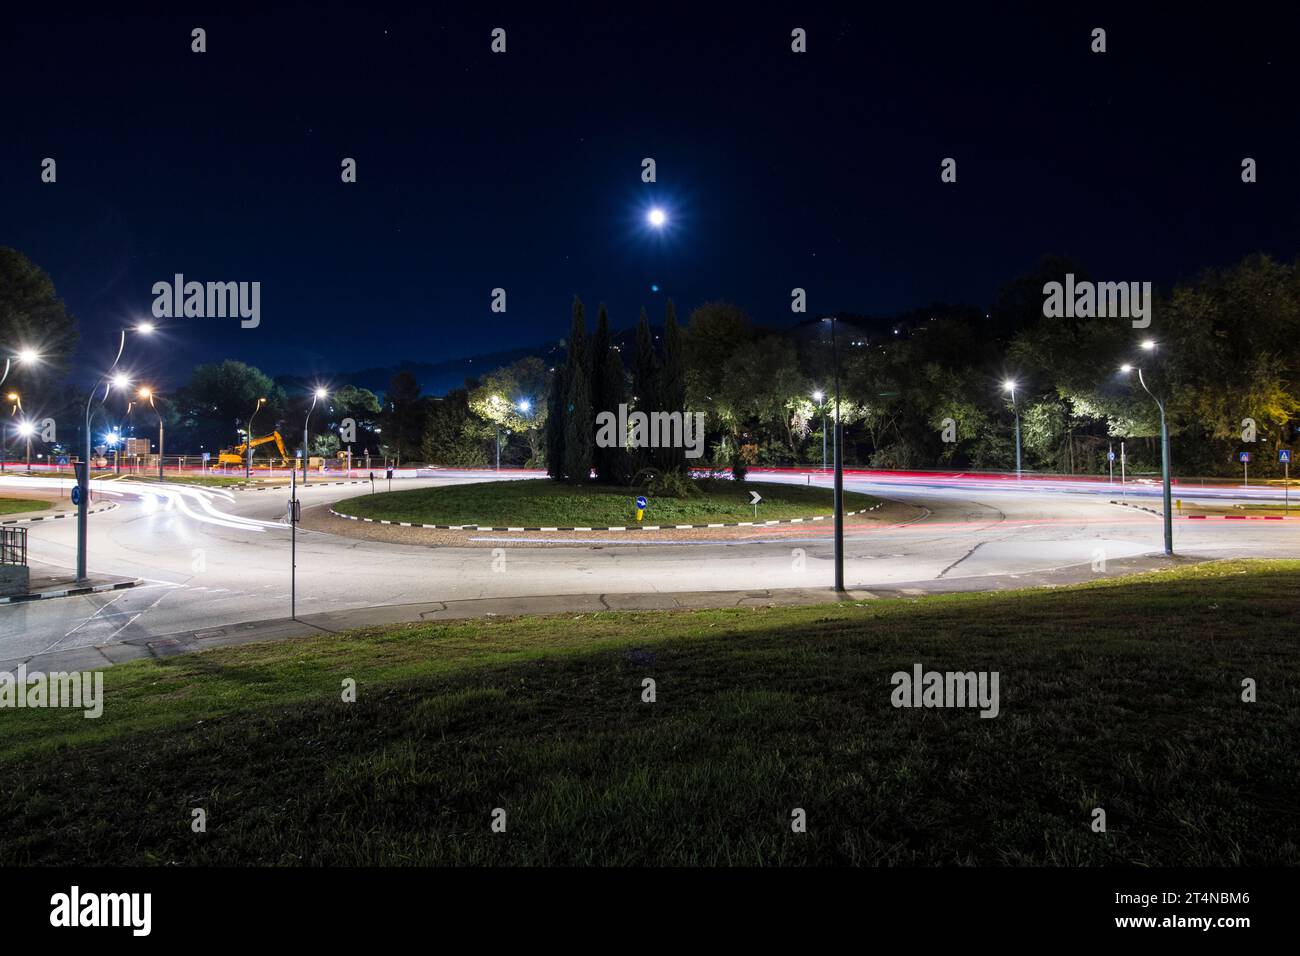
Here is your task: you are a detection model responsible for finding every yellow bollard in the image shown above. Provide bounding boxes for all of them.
[1176,499,1182,514]
[635,508,644,522]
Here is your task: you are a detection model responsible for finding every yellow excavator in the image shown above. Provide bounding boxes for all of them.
[217,431,289,467]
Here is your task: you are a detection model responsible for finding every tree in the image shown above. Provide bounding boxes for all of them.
[381,371,423,464]
[468,357,550,467]
[172,361,283,454]
[598,339,630,483]
[0,247,79,390]
[563,362,593,481]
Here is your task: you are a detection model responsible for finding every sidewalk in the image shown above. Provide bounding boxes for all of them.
[0,553,1190,673]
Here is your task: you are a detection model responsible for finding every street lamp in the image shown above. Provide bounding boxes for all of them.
[1003,379,1021,479]
[304,388,327,484]
[812,390,827,471]
[79,322,154,581]
[17,419,35,473]
[1120,342,1174,557]
[0,347,40,389]
[139,387,165,481]
[821,318,845,593]
[248,396,267,480]
[2,390,19,473]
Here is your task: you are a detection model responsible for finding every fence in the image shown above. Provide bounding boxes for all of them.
[0,526,27,567]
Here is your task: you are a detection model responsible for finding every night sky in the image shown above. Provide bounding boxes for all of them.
[3,3,1297,389]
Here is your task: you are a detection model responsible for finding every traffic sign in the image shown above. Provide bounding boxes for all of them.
[749,490,763,505]
[1238,451,1251,463]
[635,495,648,509]
[1281,450,1292,463]
[71,486,81,506]
[1107,451,1115,462]
[57,455,69,466]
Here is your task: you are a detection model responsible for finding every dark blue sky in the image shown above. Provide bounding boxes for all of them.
[2,2,1297,390]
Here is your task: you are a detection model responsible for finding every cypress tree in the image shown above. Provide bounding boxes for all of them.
[590,305,611,479]
[632,307,658,475]
[564,362,593,482]
[600,338,630,484]
[657,300,687,471]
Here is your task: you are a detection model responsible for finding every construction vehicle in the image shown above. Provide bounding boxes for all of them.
[217,431,289,467]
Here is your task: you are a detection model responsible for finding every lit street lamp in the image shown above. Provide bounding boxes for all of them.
[1003,379,1021,479]
[17,419,35,472]
[304,388,327,484]
[1121,339,1174,556]
[79,322,154,581]
[812,390,827,471]
[2,390,20,473]
[248,396,267,480]
[139,387,165,481]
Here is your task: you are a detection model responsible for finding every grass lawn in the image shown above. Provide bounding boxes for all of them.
[0,559,1296,866]
[336,478,879,526]
[0,497,50,516]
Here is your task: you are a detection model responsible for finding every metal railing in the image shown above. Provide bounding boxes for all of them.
[0,526,27,566]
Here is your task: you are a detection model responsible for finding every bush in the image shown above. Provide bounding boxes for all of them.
[647,469,697,499]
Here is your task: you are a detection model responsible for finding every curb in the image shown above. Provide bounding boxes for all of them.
[1111,500,1290,520]
[0,577,141,605]
[328,501,885,532]
[0,502,118,525]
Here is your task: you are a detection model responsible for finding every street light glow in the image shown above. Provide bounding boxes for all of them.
[1120,364,1133,373]
[647,207,667,228]
[138,387,153,399]
[17,420,35,437]
[16,348,39,364]
[1140,340,1156,350]
[315,388,328,399]
[518,399,532,413]
[112,374,131,390]
[136,322,155,334]
[1003,379,1017,392]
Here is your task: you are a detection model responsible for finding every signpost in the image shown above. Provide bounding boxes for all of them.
[289,468,301,620]
[1107,447,1115,484]
[1281,449,1292,514]
[1119,442,1126,496]
[634,495,647,523]
[750,489,762,520]
[1239,450,1250,487]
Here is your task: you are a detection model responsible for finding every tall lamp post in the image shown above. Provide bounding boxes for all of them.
[1121,339,1174,556]
[139,387,164,481]
[1003,379,1021,479]
[247,396,267,480]
[812,390,827,471]
[3,390,20,472]
[823,317,845,593]
[17,420,35,472]
[78,323,154,582]
[304,388,327,485]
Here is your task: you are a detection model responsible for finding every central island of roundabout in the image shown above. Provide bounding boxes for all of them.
[311,478,906,545]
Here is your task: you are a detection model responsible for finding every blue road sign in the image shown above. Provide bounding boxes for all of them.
[1281,450,1292,463]
[635,495,648,509]
[57,455,69,466]
[1239,452,1251,463]
[1107,451,1115,461]
[71,485,81,506]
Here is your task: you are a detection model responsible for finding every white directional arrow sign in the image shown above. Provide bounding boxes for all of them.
[749,491,763,505]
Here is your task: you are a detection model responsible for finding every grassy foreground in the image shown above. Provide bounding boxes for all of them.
[338,478,878,525]
[0,497,50,515]
[1,560,1297,866]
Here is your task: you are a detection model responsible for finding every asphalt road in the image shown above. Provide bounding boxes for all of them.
[2,469,1296,663]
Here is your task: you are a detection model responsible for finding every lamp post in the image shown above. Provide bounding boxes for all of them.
[247,396,267,480]
[1003,379,1021,479]
[1121,339,1174,556]
[18,420,35,472]
[813,390,827,471]
[3,390,20,472]
[139,388,164,481]
[822,318,845,593]
[304,388,327,485]
[79,323,153,582]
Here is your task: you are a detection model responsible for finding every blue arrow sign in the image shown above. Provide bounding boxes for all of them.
[71,485,81,506]
[635,495,648,509]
